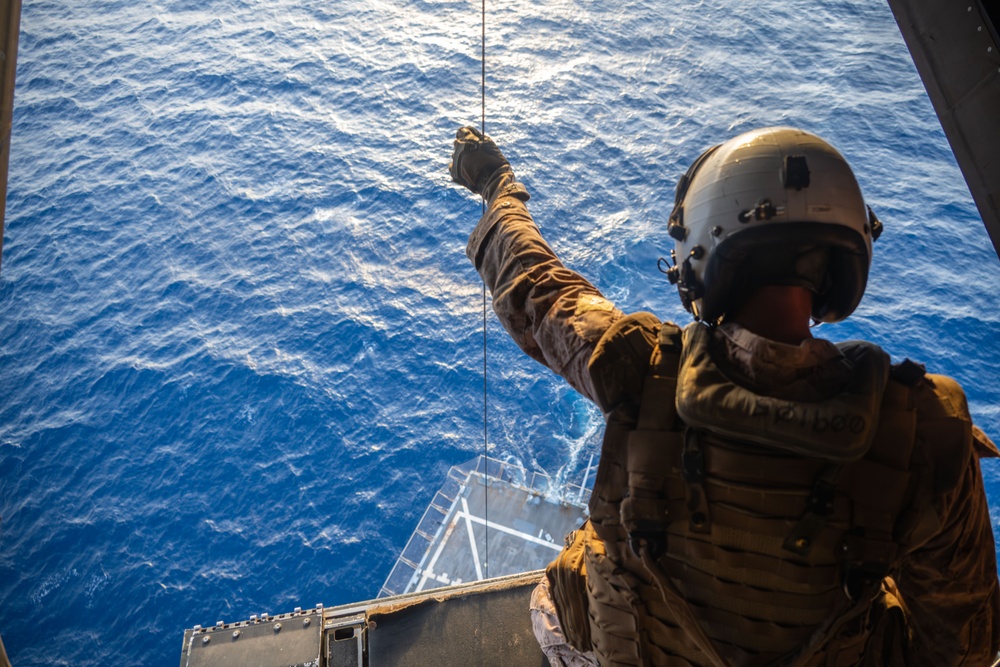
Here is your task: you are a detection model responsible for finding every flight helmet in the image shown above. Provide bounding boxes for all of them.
[663,127,882,323]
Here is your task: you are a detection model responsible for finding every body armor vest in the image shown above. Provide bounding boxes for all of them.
[550,315,956,667]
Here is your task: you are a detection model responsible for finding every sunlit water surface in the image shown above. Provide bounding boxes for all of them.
[1,0,998,664]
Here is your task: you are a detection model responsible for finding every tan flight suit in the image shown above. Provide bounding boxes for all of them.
[466,170,1000,666]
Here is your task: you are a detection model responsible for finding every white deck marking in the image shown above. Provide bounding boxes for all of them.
[460,511,563,551]
[415,504,462,592]
[415,485,565,592]
[461,497,485,581]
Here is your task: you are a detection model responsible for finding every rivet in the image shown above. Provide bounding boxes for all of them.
[232,630,241,639]
[273,623,282,633]
[502,201,511,208]
[968,5,973,10]
[795,537,810,549]
[202,636,211,645]
[979,26,983,31]
[303,617,311,627]
[710,225,722,237]
[692,512,707,527]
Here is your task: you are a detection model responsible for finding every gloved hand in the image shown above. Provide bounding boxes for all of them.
[449,126,510,195]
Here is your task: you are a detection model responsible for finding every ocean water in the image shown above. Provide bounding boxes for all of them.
[0,0,997,664]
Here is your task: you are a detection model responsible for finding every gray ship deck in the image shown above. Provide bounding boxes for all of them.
[379,456,591,598]
[180,457,591,666]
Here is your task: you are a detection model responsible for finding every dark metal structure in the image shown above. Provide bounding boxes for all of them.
[179,571,548,667]
[887,0,1000,258]
[0,0,21,273]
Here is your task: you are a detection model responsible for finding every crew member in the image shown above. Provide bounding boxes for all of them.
[449,125,999,666]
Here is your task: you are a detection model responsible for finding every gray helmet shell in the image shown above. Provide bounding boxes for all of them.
[668,127,879,323]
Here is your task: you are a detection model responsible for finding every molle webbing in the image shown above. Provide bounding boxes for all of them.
[580,321,926,666]
[583,533,644,666]
[667,537,842,592]
[590,418,632,544]
[783,465,842,557]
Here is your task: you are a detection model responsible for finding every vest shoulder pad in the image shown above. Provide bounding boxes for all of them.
[908,372,975,428]
[678,330,890,461]
[587,312,665,414]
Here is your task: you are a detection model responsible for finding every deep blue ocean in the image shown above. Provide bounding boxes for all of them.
[1,0,998,664]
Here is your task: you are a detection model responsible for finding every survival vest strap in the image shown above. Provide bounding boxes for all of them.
[783,465,842,558]
[619,322,684,559]
[835,359,924,601]
[775,356,923,601]
[587,312,663,546]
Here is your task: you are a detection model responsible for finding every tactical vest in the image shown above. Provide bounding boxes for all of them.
[547,314,974,667]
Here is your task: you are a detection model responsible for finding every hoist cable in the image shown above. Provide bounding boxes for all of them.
[481,0,486,137]
[480,0,490,582]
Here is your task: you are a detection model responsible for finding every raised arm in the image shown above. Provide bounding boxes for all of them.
[449,126,626,403]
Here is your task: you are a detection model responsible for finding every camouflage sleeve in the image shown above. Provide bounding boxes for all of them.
[897,376,1000,666]
[465,170,626,404]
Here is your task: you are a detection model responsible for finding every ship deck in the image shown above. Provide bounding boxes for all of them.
[380,456,591,597]
[180,571,551,667]
[180,457,591,666]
